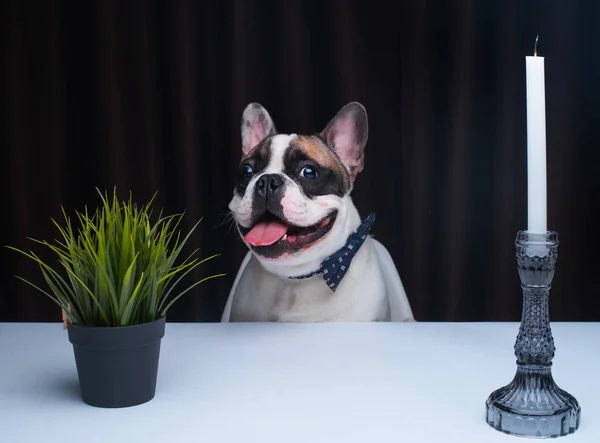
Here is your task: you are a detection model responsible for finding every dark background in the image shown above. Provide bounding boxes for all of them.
[1,0,598,323]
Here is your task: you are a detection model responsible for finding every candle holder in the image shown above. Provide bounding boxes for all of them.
[485,231,581,438]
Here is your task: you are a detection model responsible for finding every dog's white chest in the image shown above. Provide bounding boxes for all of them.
[229,240,390,322]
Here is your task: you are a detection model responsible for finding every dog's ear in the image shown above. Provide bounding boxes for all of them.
[320,102,368,180]
[241,102,276,155]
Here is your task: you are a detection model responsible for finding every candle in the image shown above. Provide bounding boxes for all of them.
[525,37,547,233]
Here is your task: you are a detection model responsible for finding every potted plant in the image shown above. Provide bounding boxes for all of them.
[6,188,224,408]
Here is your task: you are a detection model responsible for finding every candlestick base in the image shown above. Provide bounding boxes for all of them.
[485,231,581,438]
[486,366,580,438]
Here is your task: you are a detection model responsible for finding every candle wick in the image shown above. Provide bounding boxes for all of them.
[534,34,539,56]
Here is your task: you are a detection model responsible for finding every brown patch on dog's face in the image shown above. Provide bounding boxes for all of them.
[294,136,348,174]
[283,135,351,198]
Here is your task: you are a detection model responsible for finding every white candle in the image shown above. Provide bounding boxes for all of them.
[525,50,547,233]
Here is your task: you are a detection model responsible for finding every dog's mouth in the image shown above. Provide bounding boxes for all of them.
[239,210,338,252]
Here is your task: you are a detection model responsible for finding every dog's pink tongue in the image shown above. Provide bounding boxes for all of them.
[244,220,288,246]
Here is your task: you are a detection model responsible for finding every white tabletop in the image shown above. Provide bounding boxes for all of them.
[0,322,598,442]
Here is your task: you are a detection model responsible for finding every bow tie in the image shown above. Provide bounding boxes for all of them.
[289,213,376,292]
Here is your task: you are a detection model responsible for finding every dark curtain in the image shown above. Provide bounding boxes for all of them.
[2,0,598,323]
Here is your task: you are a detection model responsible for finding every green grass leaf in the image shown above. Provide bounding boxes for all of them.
[119,272,145,325]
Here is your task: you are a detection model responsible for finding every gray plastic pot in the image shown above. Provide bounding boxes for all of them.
[67,316,166,408]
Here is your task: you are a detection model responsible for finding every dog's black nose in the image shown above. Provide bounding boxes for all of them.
[255,174,284,198]
[256,174,283,191]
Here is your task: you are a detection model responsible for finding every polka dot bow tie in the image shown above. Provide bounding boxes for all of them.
[290,213,376,292]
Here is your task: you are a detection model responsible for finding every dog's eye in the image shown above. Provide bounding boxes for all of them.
[241,164,254,178]
[299,166,317,180]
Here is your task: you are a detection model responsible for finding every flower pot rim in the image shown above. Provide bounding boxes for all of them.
[67,315,166,331]
[67,315,166,350]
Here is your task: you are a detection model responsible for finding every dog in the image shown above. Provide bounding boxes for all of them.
[222,102,414,322]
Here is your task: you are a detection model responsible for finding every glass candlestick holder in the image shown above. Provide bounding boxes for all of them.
[485,230,581,438]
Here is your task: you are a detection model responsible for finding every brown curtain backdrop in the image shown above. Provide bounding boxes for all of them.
[1,0,598,322]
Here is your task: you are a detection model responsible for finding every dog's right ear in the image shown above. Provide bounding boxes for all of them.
[320,102,368,181]
[241,103,276,155]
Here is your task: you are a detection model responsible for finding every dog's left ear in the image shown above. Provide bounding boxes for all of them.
[241,102,277,155]
[320,102,368,180]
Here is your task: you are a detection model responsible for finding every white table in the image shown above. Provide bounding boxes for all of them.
[0,322,598,442]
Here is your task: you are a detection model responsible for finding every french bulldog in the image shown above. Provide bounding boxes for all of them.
[224,102,413,322]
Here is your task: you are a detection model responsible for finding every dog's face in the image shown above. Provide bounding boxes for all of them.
[229,102,368,277]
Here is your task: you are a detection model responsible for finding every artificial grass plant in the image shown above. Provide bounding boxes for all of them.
[6,188,224,327]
